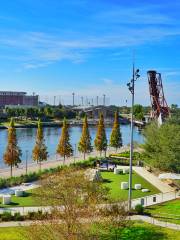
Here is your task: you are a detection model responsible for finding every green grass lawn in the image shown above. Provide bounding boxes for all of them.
[0,221,179,240]
[146,199,180,224]
[0,171,160,207]
[0,190,40,208]
[101,171,160,201]
[0,227,26,240]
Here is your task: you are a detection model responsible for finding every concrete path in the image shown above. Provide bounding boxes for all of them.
[0,145,131,179]
[0,215,179,231]
[133,166,174,193]
[0,148,114,179]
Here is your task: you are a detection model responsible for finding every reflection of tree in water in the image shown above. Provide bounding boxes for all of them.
[51,127,61,136]
[46,127,52,137]
[16,128,35,140]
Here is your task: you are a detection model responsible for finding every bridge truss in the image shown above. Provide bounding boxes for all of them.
[147,70,170,123]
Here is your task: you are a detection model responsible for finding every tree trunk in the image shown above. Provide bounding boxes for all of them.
[83,152,86,160]
[63,155,65,165]
[107,158,109,171]
[39,162,41,171]
[10,165,12,177]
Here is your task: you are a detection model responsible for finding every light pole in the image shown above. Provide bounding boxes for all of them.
[72,92,75,106]
[103,94,106,106]
[127,65,140,211]
[74,143,76,163]
[25,150,28,175]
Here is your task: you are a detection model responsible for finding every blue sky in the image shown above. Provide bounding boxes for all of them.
[0,0,180,105]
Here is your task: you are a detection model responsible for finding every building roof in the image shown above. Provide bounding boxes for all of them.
[0,91,26,95]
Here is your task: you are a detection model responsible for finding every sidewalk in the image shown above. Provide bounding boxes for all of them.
[133,166,174,193]
[0,145,131,179]
[0,215,179,231]
[0,148,114,179]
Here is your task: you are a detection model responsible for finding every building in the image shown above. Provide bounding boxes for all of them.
[0,91,38,107]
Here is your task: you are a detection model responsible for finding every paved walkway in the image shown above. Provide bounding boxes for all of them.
[0,147,122,179]
[0,215,179,231]
[133,166,174,193]
[0,145,133,179]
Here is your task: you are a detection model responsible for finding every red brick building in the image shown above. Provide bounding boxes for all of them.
[0,91,38,107]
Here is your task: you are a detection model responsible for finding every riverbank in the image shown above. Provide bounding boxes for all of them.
[0,118,131,129]
[0,148,117,178]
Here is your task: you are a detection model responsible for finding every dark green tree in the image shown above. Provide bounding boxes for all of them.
[78,115,92,159]
[3,118,22,177]
[134,104,144,120]
[143,122,180,172]
[32,120,48,170]
[56,118,73,162]
[94,113,107,156]
[110,111,122,151]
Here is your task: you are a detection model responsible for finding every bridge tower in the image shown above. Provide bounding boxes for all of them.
[147,70,170,123]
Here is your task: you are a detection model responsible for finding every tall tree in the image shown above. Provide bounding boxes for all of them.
[143,122,180,172]
[94,113,107,156]
[56,118,73,162]
[32,120,48,170]
[110,111,122,151]
[78,115,92,159]
[3,118,22,177]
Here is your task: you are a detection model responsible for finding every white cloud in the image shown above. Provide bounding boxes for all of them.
[0,4,180,71]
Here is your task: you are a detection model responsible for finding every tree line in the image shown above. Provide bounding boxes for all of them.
[5,106,76,121]
[3,111,122,176]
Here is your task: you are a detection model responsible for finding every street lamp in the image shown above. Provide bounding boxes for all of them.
[74,144,76,163]
[25,150,28,175]
[127,64,140,211]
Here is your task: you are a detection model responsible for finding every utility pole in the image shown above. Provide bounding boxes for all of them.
[81,96,84,106]
[59,95,61,105]
[72,92,75,106]
[127,63,140,211]
[96,96,99,106]
[53,96,56,106]
[103,94,106,106]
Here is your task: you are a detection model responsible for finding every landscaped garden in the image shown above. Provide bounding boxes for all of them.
[145,199,180,224]
[101,171,160,201]
[0,168,161,208]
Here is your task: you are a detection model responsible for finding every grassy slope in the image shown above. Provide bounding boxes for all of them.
[0,222,179,240]
[101,171,160,200]
[0,190,40,208]
[146,199,180,224]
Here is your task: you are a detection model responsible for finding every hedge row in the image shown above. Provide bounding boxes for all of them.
[0,210,51,222]
[110,151,143,160]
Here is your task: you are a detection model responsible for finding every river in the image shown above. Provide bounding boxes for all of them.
[0,125,144,167]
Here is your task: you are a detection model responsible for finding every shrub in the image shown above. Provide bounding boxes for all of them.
[14,212,24,221]
[0,212,12,221]
[135,204,144,215]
